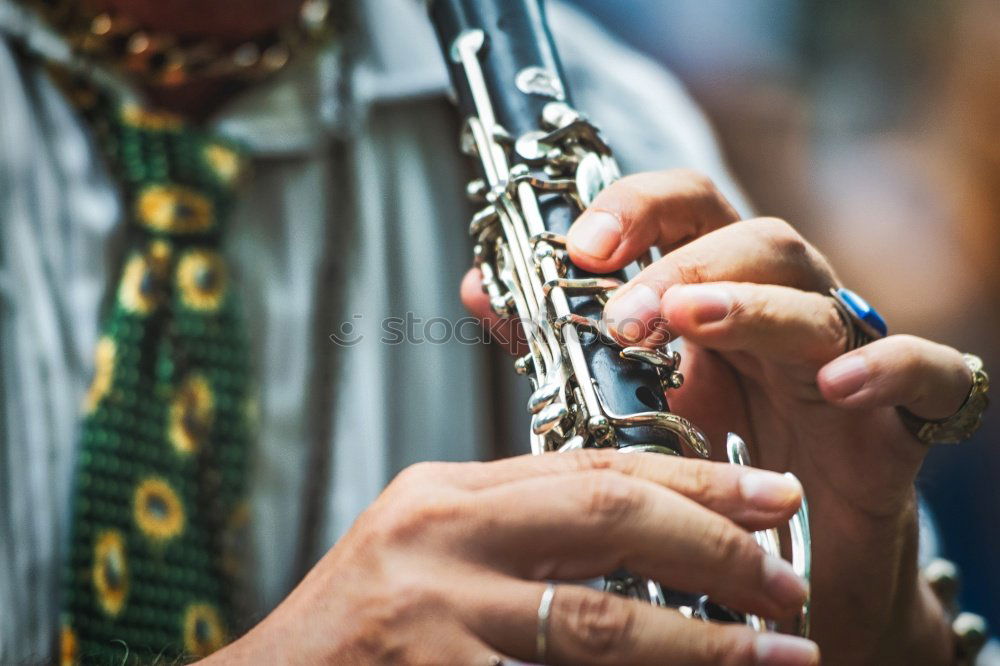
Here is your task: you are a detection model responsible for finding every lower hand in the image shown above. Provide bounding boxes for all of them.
[205,451,818,665]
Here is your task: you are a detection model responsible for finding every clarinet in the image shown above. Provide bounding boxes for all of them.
[429,0,810,636]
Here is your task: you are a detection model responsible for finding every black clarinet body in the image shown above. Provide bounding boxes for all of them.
[429,0,708,460]
[428,0,809,630]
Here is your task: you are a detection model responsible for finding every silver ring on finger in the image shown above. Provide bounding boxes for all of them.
[828,287,888,351]
[536,583,556,663]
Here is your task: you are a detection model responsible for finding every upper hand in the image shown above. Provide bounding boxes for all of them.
[462,169,968,664]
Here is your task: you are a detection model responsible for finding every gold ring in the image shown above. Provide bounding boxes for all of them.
[897,353,989,445]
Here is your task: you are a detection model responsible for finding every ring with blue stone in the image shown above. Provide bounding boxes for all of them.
[829,287,888,351]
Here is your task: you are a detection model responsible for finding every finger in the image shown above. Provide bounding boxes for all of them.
[406,450,802,530]
[460,267,528,356]
[817,334,973,420]
[602,217,839,345]
[461,266,492,316]
[660,282,847,367]
[566,169,740,274]
[471,471,808,619]
[470,580,820,666]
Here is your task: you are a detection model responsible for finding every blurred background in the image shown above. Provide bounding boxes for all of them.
[567,0,1000,630]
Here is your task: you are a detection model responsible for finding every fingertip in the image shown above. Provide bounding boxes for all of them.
[755,633,820,666]
[738,469,803,513]
[460,268,489,314]
[566,210,622,265]
[603,283,664,345]
[460,267,481,293]
[816,354,871,405]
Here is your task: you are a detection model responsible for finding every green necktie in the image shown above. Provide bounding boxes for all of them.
[59,85,254,664]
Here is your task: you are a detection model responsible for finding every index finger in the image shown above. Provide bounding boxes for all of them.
[567,169,740,274]
[414,450,802,531]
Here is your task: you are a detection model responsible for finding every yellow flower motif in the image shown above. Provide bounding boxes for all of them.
[117,253,161,314]
[60,624,78,666]
[136,185,215,234]
[93,530,128,616]
[134,477,185,541]
[182,603,227,658]
[169,374,215,455]
[204,144,243,185]
[83,337,116,413]
[177,249,227,311]
[121,103,182,131]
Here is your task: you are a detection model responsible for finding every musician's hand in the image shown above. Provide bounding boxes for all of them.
[204,451,820,665]
[545,169,962,665]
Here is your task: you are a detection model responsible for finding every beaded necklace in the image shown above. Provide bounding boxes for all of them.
[30,0,332,88]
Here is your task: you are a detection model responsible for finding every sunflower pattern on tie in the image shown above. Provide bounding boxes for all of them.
[60,95,253,665]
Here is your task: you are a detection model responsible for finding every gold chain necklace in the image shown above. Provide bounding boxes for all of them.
[30,0,334,88]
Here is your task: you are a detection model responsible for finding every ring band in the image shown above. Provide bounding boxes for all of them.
[898,353,990,445]
[829,287,888,351]
[536,583,556,662]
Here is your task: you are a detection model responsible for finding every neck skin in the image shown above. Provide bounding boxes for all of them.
[89,0,306,118]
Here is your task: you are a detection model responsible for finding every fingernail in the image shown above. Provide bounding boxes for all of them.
[822,354,870,399]
[604,283,661,343]
[762,555,808,609]
[754,634,820,666]
[568,211,621,260]
[672,284,731,324]
[739,471,802,510]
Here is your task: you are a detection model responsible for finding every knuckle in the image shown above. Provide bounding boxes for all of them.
[824,298,849,354]
[668,167,716,193]
[559,590,637,657]
[888,334,927,364]
[755,217,808,259]
[680,460,717,501]
[724,290,750,323]
[753,217,837,289]
[884,334,941,402]
[573,448,625,473]
[702,518,749,567]
[405,498,465,535]
[393,461,446,489]
[734,290,784,334]
[583,472,644,527]
[674,253,712,286]
[377,490,468,545]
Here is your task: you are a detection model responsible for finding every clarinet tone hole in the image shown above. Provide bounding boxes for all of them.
[635,385,666,411]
